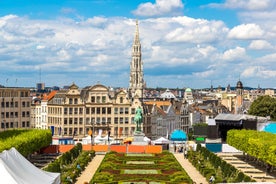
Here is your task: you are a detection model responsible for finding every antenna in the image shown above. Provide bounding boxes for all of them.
[39,67,41,83]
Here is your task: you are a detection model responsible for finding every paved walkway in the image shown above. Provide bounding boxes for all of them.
[174,153,208,184]
[75,154,105,184]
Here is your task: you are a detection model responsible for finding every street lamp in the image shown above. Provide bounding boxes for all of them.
[88,120,95,149]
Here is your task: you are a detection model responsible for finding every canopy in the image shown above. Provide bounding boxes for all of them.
[170,129,187,141]
[0,147,60,184]
[153,137,170,144]
[143,136,151,143]
[263,123,276,134]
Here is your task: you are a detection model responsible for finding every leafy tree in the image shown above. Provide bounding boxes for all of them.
[248,95,276,120]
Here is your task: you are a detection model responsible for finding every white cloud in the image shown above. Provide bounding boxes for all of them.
[228,24,264,40]
[208,0,276,11]
[193,70,215,78]
[248,40,273,50]
[0,14,275,88]
[132,0,184,17]
[241,66,258,77]
[222,47,247,61]
[165,18,228,43]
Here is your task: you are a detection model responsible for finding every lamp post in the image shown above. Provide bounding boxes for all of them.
[89,120,95,150]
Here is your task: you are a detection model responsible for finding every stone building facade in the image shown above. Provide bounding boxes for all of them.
[0,88,32,131]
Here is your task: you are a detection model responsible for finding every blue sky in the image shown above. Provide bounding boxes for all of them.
[1,0,276,89]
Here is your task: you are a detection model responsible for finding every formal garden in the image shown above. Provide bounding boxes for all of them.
[91,150,192,184]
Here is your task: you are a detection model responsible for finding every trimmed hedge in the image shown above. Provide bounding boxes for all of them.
[44,143,95,184]
[0,129,52,156]
[188,144,255,183]
[227,129,276,166]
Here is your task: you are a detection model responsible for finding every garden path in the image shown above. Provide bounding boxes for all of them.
[75,154,105,184]
[174,153,208,184]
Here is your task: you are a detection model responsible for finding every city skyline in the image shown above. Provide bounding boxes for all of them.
[1,0,276,89]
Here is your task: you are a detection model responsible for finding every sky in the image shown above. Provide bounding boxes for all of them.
[1,0,276,89]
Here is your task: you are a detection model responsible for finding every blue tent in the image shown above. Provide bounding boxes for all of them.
[170,129,187,141]
[263,123,276,134]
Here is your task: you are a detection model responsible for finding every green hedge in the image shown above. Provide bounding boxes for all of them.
[227,129,276,166]
[0,129,52,156]
[188,144,255,183]
[44,143,95,184]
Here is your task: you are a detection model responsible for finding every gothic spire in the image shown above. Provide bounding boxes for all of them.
[134,20,140,45]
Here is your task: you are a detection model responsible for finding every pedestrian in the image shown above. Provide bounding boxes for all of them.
[184,149,188,159]
[209,175,215,183]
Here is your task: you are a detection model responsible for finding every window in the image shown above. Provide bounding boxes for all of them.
[69,108,73,114]
[15,102,18,107]
[125,108,129,114]
[6,102,9,108]
[74,118,78,124]
[131,108,135,114]
[102,117,106,124]
[114,117,118,124]
[125,117,129,124]
[120,97,123,103]
[120,117,123,124]
[69,98,73,104]
[96,117,100,124]
[1,102,4,108]
[96,96,100,103]
[107,118,111,124]
[79,118,83,124]
[91,96,95,103]
[79,108,83,114]
[86,108,90,114]
[114,108,118,114]
[91,107,95,114]
[107,107,111,114]
[102,96,106,103]
[64,118,68,125]
[102,107,106,114]
[69,118,73,124]
[74,108,78,114]
[64,108,68,115]
[96,108,101,114]
[120,108,123,114]
[74,98,78,104]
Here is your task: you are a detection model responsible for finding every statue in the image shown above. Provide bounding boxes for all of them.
[134,106,143,132]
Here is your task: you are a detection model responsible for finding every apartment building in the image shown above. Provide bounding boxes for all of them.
[0,88,32,131]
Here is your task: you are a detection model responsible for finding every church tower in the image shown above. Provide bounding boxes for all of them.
[235,79,243,114]
[129,20,144,98]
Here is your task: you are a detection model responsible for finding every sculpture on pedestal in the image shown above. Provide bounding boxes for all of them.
[134,106,143,132]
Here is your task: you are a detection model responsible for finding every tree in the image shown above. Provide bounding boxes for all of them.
[248,95,276,120]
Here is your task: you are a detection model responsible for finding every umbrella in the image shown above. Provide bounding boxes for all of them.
[123,137,133,143]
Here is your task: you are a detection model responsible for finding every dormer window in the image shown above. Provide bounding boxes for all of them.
[91,96,95,103]
[120,97,123,103]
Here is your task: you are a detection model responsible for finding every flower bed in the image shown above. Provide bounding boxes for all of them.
[91,151,192,183]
